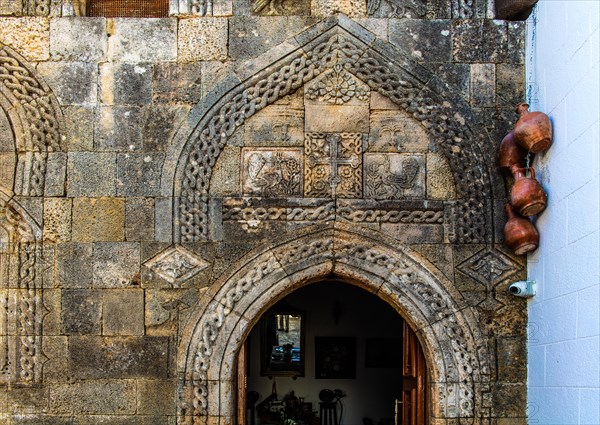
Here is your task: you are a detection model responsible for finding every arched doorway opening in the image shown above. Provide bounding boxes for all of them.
[238,280,428,425]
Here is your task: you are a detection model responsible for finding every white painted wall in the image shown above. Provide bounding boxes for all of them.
[526,1,600,424]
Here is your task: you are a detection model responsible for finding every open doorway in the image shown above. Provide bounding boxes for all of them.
[237,280,427,425]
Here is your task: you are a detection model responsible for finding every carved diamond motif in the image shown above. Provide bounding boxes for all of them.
[458,248,520,287]
[144,246,209,285]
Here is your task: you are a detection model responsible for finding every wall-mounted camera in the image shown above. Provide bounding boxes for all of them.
[508,280,536,298]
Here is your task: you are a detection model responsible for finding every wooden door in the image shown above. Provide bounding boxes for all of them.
[237,341,247,425]
[401,322,427,425]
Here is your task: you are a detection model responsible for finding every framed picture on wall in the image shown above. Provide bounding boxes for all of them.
[315,336,356,379]
[365,337,402,368]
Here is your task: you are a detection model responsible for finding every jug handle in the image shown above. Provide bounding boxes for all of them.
[528,167,536,179]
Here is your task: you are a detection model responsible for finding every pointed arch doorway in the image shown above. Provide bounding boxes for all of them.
[236,280,428,425]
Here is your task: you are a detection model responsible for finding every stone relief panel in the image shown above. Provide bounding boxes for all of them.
[241,148,303,197]
[251,0,311,15]
[305,65,369,105]
[304,133,363,198]
[364,153,425,199]
[243,105,304,147]
[368,110,430,153]
[143,245,210,287]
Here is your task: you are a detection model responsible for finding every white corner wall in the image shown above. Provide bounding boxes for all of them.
[526,1,600,424]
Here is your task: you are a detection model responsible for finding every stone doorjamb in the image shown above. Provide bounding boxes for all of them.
[177,223,492,424]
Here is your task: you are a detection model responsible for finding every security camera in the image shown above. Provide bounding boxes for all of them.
[508,280,536,298]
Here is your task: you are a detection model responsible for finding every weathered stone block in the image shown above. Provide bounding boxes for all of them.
[50,17,107,61]
[36,61,98,106]
[305,104,369,132]
[427,152,456,200]
[93,242,140,288]
[178,18,227,62]
[389,19,451,62]
[507,21,526,64]
[10,415,77,425]
[470,63,495,106]
[0,0,21,15]
[6,386,48,414]
[56,242,94,288]
[108,18,177,62]
[100,63,152,106]
[61,289,101,334]
[152,63,202,105]
[243,105,304,147]
[116,153,164,196]
[126,197,155,242]
[210,146,241,197]
[0,17,49,61]
[497,337,526,382]
[102,289,144,335]
[452,20,508,63]
[142,106,189,151]
[67,152,116,197]
[63,106,95,151]
[95,106,143,151]
[44,152,67,197]
[42,336,69,383]
[49,380,137,414]
[311,0,366,17]
[72,197,125,242]
[137,379,177,415]
[43,197,71,242]
[145,289,198,336]
[496,63,525,107]
[368,110,430,153]
[367,0,448,18]
[67,336,169,379]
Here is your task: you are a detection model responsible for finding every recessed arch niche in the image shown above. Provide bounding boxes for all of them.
[177,224,492,424]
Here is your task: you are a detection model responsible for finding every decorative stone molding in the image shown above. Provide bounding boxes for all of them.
[0,191,43,385]
[0,43,64,196]
[173,19,495,245]
[177,225,492,423]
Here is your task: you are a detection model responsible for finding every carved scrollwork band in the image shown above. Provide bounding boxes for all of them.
[176,28,492,244]
[0,44,63,196]
[179,228,493,422]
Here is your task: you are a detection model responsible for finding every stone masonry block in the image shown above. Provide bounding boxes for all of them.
[49,380,137,414]
[0,17,49,61]
[36,61,98,106]
[72,197,125,242]
[63,106,95,151]
[50,17,107,61]
[126,197,154,242]
[389,19,451,62]
[67,336,169,379]
[142,106,189,151]
[152,63,203,105]
[116,153,164,196]
[102,289,144,335]
[67,152,116,197]
[178,18,228,62]
[452,20,508,63]
[56,242,94,288]
[93,242,140,288]
[61,289,101,335]
[43,197,71,242]
[470,63,495,106]
[41,336,69,383]
[311,0,366,17]
[0,0,21,15]
[95,106,143,151]
[496,63,525,107]
[100,63,152,106]
[44,152,67,196]
[137,379,177,416]
[108,18,177,62]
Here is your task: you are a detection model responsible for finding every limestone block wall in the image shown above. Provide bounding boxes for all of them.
[526,1,600,424]
[0,0,531,423]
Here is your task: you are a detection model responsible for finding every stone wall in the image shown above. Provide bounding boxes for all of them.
[526,1,600,424]
[0,0,528,423]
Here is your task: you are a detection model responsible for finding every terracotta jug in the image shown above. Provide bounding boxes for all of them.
[499,131,527,172]
[503,203,540,255]
[511,165,547,216]
[513,103,553,153]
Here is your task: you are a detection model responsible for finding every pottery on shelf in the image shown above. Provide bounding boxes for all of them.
[510,165,547,216]
[513,103,553,153]
[499,131,527,172]
[503,203,540,255]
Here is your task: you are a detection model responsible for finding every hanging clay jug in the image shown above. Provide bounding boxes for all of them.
[513,103,553,153]
[499,131,527,172]
[510,165,547,216]
[503,203,540,255]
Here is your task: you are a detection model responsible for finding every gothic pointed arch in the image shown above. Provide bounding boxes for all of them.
[177,224,492,423]
[0,42,64,196]
[167,16,498,245]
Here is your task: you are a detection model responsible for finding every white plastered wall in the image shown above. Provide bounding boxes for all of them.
[526,1,600,424]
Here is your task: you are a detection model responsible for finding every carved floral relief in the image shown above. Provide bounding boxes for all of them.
[364,154,425,199]
[242,148,303,197]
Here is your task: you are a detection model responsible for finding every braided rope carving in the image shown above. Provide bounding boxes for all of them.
[0,44,63,196]
[177,32,491,244]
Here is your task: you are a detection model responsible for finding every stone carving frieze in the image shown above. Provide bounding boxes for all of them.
[242,148,303,197]
[364,153,425,199]
[176,28,492,244]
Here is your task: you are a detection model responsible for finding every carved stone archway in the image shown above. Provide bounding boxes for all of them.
[178,224,492,424]
[168,16,499,246]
